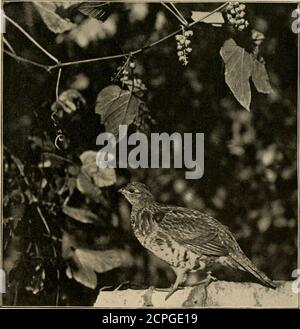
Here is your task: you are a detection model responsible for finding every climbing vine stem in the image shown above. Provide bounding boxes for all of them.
[3,3,228,72]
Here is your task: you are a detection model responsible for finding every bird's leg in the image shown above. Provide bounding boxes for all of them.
[188,271,217,287]
[165,269,187,300]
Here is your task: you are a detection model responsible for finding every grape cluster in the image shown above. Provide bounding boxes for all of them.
[112,58,136,83]
[175,28,193,66]
[225,2,249,31]
[133,103,156,135]
[120,60,136,82]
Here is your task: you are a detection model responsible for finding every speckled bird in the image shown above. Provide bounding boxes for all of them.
[119,182,276,298]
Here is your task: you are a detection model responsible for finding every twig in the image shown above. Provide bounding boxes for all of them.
[4,14,59,64]
[114,281,130,291]
[36,207,51,236]
[4,145,53,236]
[48,53,128,70]
[42,234,62,243]
[55,269,61,306]
[169,2,188,25]
[51,2,228,70]
[100,285,113,292]
[13,282,19,306]
[5,3,228,72]
[4,49,50,71]
[56,68,62,101]
[3,36,16,54]
[161,2,187,26]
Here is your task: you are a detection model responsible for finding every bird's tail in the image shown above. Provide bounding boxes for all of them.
[229,253,277,289]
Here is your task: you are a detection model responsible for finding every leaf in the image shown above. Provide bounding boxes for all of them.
[252,60,273,94]
[75,249,128,274]
[65,247,132,289]
[80,151,116,187]
[62,205,98,224]
[191,11,225,26]
[34,2,75,34]
[53,89,86,114]
[220,38,273,111]
[76,172,105,203]
[66,262,97,290]
[220,39,253,111]
[61,230,77,259]
[40,152,74,168]
[121,78,147,98]
[95,85,142,138]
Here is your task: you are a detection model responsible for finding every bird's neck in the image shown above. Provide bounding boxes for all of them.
[130,200,156,225]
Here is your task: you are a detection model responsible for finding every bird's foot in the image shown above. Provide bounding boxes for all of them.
[165,284,184,301]
[150,285,183,293]
[188,271,217,288]
[149,285,183,300]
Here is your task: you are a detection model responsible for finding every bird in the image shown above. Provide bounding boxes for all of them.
[119,182,276,299]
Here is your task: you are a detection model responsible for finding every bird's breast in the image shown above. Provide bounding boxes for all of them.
[131,207,208,271]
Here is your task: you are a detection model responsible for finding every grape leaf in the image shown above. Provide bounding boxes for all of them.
[55,89,86,114]
[75,249,129,274]
[191,11,225,26]
[252,60,274,94]
[62,205,98,224]
[220,38,273,111]
[95,85,141,138]
[66,261,97,290]
[63,237,132,289]
[76,172,105,203]
[34,2,75,34]
[220,39,253,111]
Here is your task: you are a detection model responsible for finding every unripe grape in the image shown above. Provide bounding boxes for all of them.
[186,47,192,53]
[178,51,184,56]
[185,39,191,46]
[129,62,136,69]
[239,4,246,11]
[227,3,234,10]
[177,44,183,50]
[179,56,185,62]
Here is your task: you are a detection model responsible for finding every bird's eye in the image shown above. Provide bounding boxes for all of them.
[129,188,140,194]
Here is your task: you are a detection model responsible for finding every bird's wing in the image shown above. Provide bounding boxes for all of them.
[152,205,238,257]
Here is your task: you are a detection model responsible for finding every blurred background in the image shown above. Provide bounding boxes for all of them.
[3,2,297,306]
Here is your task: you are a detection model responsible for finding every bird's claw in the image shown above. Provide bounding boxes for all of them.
[188,271,217,288]
[206,271,217,283]
[165,285,182,301]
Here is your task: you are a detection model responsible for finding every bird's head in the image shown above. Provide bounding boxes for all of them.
[119,182,154,206]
